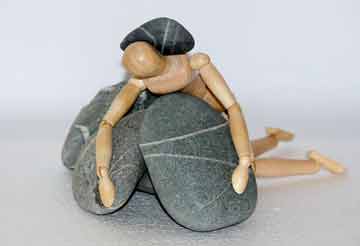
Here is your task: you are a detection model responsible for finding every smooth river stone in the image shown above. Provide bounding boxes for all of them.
[140,93,257,232]
[61,81,157,170]
[120,17,195,55]
[136,172,155,194]
[72,111,147,214]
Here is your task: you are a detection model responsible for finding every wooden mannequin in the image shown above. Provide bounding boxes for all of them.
[96,42,345,208]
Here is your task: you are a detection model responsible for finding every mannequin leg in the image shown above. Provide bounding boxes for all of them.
[255,159,320,177]
[251,128,294,157]
[254,151,346,177]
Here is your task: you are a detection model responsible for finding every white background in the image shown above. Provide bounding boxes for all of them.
[0,0,359,245]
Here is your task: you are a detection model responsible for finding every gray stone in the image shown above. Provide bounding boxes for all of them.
[136,173,155,194]
[72,111,147,214]
[120,17,195,55]
[61,81,157,170]
[140,93,257,232]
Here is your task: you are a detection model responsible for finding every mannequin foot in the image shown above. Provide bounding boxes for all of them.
[266,127,295,142]
[308,150,346,174]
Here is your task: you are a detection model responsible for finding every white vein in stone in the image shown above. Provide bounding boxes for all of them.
[140,27,157,46]
[101,85,115,92]
[113,147,134,164]
[221,112,229,120]
[74,124,90,143]
[171,25,180,53]
[161,20,171,54]
[198,185,232,211]
[143,153,234,167]
[136,91,148,105]
[140,122,228,147]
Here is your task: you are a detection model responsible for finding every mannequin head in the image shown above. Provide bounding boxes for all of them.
[122,41,166,78]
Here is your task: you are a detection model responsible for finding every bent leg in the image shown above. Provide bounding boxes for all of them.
[251,128,294,157]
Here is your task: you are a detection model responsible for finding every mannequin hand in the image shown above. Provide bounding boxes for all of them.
[232,157,252,194]
[97,166,116,208]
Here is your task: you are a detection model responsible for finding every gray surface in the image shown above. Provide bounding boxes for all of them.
[1,119,358,245]
[140,94,257,231]
[72,111,146,214]
[121,17,195,55]
[60,80,157,193]
[62,81,157,169]
[136,172,155,194]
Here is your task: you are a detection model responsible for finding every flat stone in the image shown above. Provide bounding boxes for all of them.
[72,111,147,214]
[61,81,157,170]
[120,17,195,55]
[140,93,257,232]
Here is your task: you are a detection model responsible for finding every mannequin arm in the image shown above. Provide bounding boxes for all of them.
[190,53,252,194]
[96,78,145,207]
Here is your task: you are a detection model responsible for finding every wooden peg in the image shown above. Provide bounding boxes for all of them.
[308,150,346,174]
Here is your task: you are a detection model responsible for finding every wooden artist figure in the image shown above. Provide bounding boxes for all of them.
[95,20,345,208]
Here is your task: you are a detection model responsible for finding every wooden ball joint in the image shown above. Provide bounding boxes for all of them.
[95,27,346,211]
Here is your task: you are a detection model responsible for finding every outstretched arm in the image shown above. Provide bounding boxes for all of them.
[190,53,253,194]
[96,78,145,207]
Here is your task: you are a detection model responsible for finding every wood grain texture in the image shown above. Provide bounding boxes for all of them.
[308,151,346,174]
[189,53,210,70]
[182,76,225,112]
[197,62,236,109]
[144,55,192,94]
[96,121,113,174]
[251,128,294,157]
[96,81,144,207]
[103,82,144,125]
[255,159,321,177]
[251,136,278,157]
[122,42,166,79]
[228,103,252,159]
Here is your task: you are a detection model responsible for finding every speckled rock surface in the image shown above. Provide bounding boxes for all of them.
[61,81,157,170]
[120,17,195,55]
[137,173,155,194]
[72,111,147,214]
[140,93,257,231]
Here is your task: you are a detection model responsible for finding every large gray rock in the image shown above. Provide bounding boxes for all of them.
[61,81,157,170]
[72,111,147,214]
[120,17,195,55]
[136,173,155,194]
[140,93,257,231]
